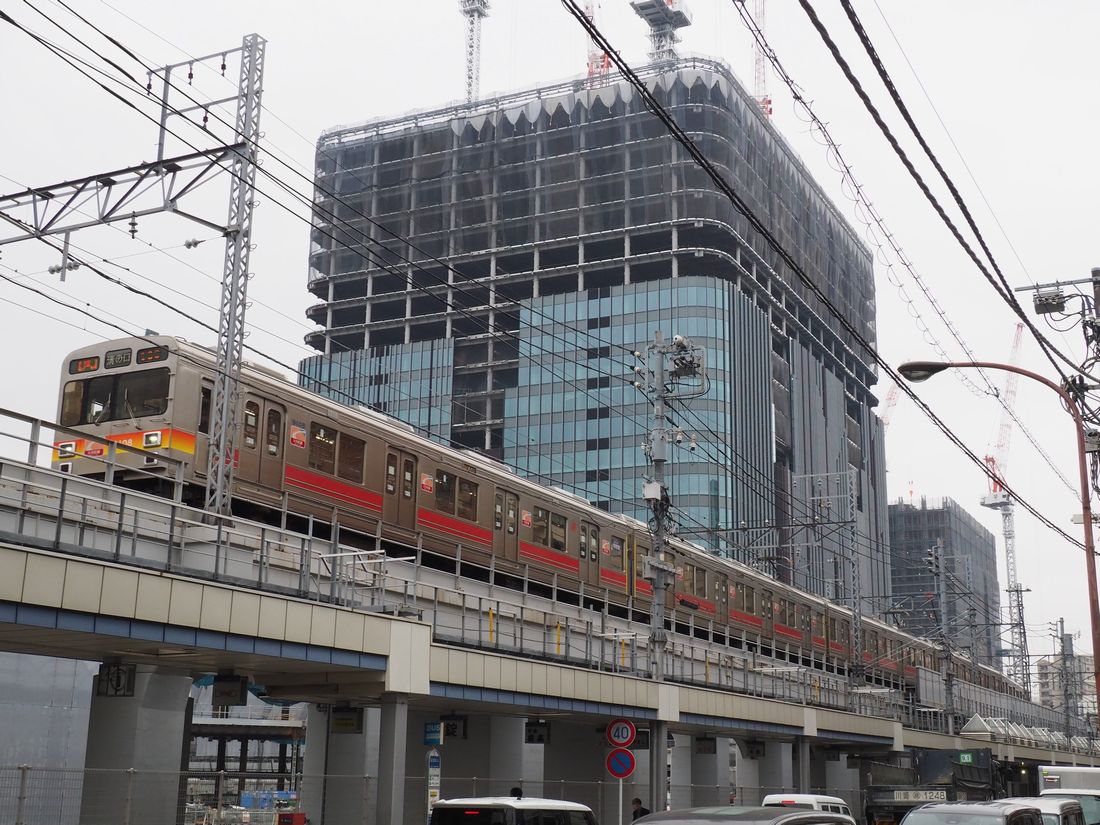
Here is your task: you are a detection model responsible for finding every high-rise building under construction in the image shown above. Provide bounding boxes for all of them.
[301,56,891,607]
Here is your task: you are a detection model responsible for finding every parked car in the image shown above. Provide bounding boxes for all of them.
[1002,797,1085,825]
[429,796,597,825]
[636,805,858,825]
[899,801,1044,825]
[1041,791,1100,825]
[762,794,856,823]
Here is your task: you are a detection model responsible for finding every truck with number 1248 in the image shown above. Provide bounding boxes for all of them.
[862,748,1001,825]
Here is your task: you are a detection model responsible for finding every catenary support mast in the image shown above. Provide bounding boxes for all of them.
[204,34,266,516]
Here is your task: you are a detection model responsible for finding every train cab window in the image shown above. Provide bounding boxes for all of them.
[549,512,567,551]
[386,454,398,494]
[436,471,456,514]
[265,410,282,456]
[337,433,365,483]
[61,381,83,427]
[308,423,337,475]
[199,387,211,434]
[243,402,259,449]
[116,369,169,418]
[457,479,478,521]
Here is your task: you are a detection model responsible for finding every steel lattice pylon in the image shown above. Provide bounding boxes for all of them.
[460,0,490,103]
[205,34,266,516]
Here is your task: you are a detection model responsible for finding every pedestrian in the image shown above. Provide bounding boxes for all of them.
[510,786,523,799]
[631,797,650,820]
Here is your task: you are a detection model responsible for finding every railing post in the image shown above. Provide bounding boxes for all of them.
[114,491,127,560]
[54,475,68,549]
[123,767,135,825]
[14,765,29,825]
[167,503,178,571]
[172,460,184,502]
[105,442,117,486]
[28,421,40,465]
[217,769,227,821]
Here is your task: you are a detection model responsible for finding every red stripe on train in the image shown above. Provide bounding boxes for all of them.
[774,623,802,641]
[729,609,764,628]
[417,508,493,546]
[812,635,826,648]
[519,541,580,573]
[600,568,627,587]
[285,465,382,511]
[829,641,846,653]
[635,579,653,596]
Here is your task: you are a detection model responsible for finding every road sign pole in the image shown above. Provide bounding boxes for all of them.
[619,777,623,825]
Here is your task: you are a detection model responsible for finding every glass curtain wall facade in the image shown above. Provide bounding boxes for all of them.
[887,497,1002,668]
[301,57,891,608]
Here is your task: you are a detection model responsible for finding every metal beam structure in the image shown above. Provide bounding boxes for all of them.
[459,0,490,103]
[204,34,266,516]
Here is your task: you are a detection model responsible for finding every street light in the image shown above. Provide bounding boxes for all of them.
[896,359,1100,722]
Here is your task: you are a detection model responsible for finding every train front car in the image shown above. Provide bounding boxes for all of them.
[53,336,197,494]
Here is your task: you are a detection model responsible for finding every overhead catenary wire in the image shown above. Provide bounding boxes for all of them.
[728,0,1077,499]
[556,0,1084,552]
[796,0,1088,385]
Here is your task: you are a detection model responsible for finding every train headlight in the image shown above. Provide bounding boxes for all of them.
[143,431,162,448]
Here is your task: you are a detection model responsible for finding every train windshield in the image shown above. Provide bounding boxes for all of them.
[60,368,170,426]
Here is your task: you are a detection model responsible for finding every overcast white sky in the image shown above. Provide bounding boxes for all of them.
[1,0,1097,664]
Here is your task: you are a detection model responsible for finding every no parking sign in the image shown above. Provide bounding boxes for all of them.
[606,747,636,780]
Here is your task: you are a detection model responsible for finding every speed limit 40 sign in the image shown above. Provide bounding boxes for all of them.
[606,718,637,748]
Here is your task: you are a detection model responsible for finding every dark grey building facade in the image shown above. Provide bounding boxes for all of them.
[301,57,891,609]
[888,497,1002,667]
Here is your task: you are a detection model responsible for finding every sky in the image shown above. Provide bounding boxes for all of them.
[1,0,1098,667]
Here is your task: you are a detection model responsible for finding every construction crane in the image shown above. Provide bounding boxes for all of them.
[459,0,490,103]
[980,322,1031,696]
[751,0,772,117]
[879,383,900,431]
[584,2,611,78]
[631,0,693,63]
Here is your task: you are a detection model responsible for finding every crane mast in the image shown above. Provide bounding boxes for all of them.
[752,0,772,117]
[459,0,490,103]
[584,2,611,78]
[980,322,1031,696]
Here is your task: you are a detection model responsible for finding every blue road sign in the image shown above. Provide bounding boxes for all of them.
[606,747,636,779]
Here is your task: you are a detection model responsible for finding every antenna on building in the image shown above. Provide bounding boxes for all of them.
[584,1,611,78]
[630,0,692,63]
[459,0,490,103]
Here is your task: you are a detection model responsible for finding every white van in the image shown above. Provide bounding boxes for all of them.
[762,794,856,824]
[429,796,598,825]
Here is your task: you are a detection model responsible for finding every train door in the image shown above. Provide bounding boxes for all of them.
[579,521,601,589]
[237,395,285,494]
[384,449,418,531]
[494,490,519,561]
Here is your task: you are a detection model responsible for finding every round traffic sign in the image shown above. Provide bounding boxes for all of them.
[606,718,637,748]
[606,747,636,779]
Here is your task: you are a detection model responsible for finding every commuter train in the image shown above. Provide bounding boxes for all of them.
[52,335,1024,701]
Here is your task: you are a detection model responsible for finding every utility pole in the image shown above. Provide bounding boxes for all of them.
[636,330,706,812]
[927,540,956,735]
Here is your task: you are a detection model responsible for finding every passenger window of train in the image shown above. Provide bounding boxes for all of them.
[386,454,398,494]
[590,528,599,563]
[457,479,478,521]
[743,586,755,614]
[681,563,695,595]
[337,433,365,483]
[265,410,282,456]
[579,526,588,558]
[402,459,414,498]
[532,508,549,546]
[243,402,259,449]
[549,512,567,551]
[199,387,211,434]
[495,495,504,530]
[611,536,624,564]
[435,471,456,514]
[308,423,337,475]
[696,568,707,599]
[506,499,517,534]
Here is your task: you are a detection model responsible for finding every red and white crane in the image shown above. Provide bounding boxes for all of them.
[980,322,1031,695]
[584,1,611,78]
